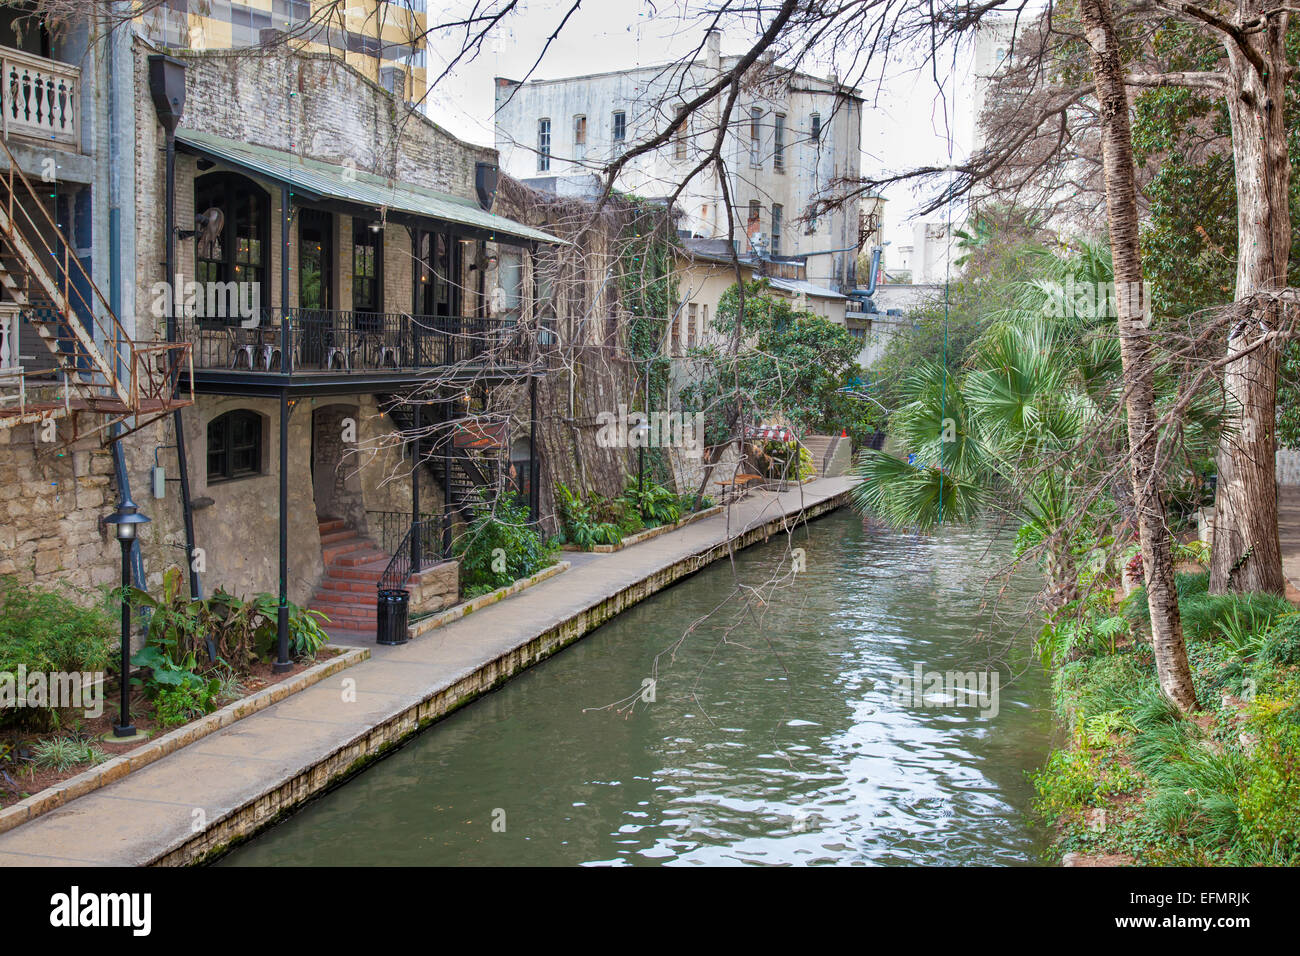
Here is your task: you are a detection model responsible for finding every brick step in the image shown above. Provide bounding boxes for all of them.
[320,529,363,546]
[312,587,379,606]
[321,540,375,564]
[310,605,377,623]
[334,550,390,568]
[329,566,387,582]
[318,518,346,534]
[310,608,376,629]
[317,576,379,593]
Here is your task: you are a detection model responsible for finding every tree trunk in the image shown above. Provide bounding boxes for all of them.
[1208,10,1291,595]
[1080,0,1198,711]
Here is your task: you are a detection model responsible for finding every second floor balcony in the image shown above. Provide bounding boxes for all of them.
[178,308,558,390]
[1,44,78,151]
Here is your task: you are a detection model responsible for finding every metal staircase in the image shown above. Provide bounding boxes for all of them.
[0,137,192,437]
[379,395,502,523]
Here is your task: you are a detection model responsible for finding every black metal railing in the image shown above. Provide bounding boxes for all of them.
[377,518,422,593]
[178,308,553,374]
[366,509,443,562]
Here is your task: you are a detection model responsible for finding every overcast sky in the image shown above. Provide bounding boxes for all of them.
[419,0,982,247]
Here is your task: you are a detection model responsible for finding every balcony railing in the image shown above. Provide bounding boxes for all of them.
[178,308,555,376]
[1,46,79,150]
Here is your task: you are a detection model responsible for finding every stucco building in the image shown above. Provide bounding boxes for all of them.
[493,30,866,295]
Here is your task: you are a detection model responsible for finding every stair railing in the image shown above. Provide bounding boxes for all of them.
[0,135,191,418]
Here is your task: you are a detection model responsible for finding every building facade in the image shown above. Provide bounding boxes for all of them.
[494,30,866,295]
[137,0,429,103]
[1,9,558,647]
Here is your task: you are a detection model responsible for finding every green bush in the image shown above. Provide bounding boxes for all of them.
[0,578,116,677]
[454,492,557,593]
[1238,693,1300,863]
[152,682,216,729]
[0,579,116,729]
[555,483,622,549]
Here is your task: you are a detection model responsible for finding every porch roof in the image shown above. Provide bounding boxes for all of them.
[175,129,564,247]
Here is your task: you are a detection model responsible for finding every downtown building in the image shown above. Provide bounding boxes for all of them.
[493,30,873,349]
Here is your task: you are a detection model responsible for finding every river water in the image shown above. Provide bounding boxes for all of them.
[221,509,1054,866]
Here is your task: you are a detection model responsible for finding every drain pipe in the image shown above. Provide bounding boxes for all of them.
[104,11,143,587]
[148,54,202,599]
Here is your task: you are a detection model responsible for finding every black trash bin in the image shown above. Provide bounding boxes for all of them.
[376,588,410,645]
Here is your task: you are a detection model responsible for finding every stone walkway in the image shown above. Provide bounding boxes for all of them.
[0,477,856,866]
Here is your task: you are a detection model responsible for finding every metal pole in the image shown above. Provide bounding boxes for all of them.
[274,388,290,673]
[281,184,290,371]
[411,400,422,571]
[164,127,201,600]
[528,375,539,524]
[442,400,452,556]
[114,539,134,736]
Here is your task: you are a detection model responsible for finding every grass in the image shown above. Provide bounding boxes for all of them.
[1034,580,1300,866]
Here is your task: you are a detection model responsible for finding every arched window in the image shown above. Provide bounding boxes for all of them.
[207,409,264,482]
[194,172,270,325]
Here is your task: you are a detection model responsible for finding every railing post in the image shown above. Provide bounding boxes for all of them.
[411,400,422,573]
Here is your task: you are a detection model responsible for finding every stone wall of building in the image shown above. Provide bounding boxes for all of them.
[0,421,119,594]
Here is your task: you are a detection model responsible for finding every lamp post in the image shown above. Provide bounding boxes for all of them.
[104,494,149,738]
[632,416,651,518]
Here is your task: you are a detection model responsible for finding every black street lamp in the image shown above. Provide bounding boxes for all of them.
[104,494,149,738]
[632,416,651,518]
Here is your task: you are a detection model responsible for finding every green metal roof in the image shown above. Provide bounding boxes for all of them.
[176,129,563,247]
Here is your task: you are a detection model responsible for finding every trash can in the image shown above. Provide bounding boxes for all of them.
[376,588,410,645]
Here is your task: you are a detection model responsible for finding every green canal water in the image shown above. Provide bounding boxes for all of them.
[221,510,1055,866]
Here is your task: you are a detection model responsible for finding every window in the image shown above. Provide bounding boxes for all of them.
[805,203,819,236]
[573,114,587,146]
[749,107,762,167]
[612,110,626,142]
[773,113,785,171]
[673,119,687,160]
[771,204,782,256]
[810,112,821,142]
[352,219,383,314]
[537,118,551,172]
[687,302,697,349]
[207,409,263,483]
[747,200,761,226]
[193,172,269,325]
[701,304,708,341]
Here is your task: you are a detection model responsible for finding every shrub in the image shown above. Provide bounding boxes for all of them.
[152,681,217,728]
[28,734,108,772]
[1238,692,1300,863]
[0,578,116,676]
[455,492,557,593]
[0,579,116,729]
[555,483,622,549]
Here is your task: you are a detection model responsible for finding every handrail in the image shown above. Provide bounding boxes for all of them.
[0,135,190,415]
[176,307,555,373]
